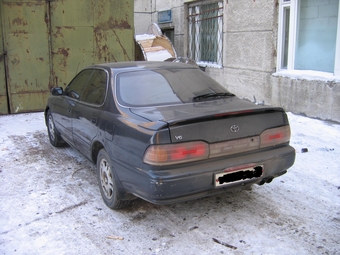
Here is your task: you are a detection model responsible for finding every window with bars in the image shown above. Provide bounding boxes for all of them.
[188,1,223,67]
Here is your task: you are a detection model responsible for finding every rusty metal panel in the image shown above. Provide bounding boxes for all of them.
[94,28,134,64]
[2,1,50,113]
[51,0,94,27]
[1,0,134,113]
[51,26,94,87]
[50,0,134,87]
[93,0,134,63]
[0,3,9,114]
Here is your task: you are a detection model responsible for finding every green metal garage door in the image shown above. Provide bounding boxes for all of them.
[1,0,50,114]
[0,0,134,114]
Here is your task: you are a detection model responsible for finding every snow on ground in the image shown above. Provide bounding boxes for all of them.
[0,112,339,255]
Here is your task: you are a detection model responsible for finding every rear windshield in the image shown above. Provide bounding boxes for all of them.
[116,68,230,107]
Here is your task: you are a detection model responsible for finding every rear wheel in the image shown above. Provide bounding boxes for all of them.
[97,149,129,209]
[47,110,64,147]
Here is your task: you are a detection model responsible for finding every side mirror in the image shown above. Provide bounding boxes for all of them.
[51,87,63,96]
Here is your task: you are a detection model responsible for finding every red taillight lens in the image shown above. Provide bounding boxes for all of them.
[144,125,291,166]
[260,125,291,148]
[143,142,209,166]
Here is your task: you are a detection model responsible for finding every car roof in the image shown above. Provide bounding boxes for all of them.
[92,61,199,71]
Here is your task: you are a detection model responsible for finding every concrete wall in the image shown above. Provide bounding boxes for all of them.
[134,0,340,122]
[134,0,154,34]
[270,77,340,122]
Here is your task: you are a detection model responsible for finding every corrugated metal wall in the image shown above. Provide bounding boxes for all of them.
[0,0,134,114]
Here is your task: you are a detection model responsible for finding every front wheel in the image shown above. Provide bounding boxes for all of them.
[97,149,129,209]
[47,110,64,147]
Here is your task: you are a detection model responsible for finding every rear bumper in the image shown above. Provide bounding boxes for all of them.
[114,145,295,204]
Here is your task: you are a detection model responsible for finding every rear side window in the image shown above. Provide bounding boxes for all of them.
[81,70,107,105]
[116,68,229,107]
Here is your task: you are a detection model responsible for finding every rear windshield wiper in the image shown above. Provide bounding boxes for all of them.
[193,92,235,101]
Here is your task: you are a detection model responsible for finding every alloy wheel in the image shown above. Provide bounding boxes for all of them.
[48,115,56,142]
[99,158,114,199]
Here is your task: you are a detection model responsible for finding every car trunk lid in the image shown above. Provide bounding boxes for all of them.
[131,98,288,143]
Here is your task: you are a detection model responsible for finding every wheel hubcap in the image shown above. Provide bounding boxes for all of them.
[99,158,114,199]
[48,116,55,141]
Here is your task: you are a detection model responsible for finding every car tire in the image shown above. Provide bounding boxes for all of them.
[47,110,65,147]
[97,149,129,209]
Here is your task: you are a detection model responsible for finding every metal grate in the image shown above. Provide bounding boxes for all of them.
[188,1,223,66]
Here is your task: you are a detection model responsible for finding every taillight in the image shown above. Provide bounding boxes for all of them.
[144,125,291,166]
[143,141,209,166]
[260,125,291,148]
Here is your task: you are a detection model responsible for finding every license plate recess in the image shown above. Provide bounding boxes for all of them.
[215,165,263,187]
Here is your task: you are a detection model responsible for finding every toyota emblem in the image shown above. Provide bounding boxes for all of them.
[230,125,240,133]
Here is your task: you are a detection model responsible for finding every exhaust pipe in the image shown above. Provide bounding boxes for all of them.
[266,177,274,183]
[258,177,274,185]
[258,179,266,185]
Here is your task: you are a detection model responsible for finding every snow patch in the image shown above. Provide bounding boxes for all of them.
[273,70,340,82]
[135,34,156,41]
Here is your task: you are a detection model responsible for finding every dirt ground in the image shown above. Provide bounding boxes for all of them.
[0,112,339,255]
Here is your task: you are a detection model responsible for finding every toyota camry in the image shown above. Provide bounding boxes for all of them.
[45,61,295,209]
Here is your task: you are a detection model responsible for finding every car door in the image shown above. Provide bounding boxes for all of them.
[53,69,94,145]
[72,69,108,159]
